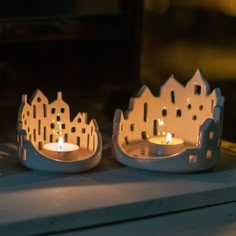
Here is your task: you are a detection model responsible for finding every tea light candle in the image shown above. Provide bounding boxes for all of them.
[148,133,184,156]
[43,137,79,153]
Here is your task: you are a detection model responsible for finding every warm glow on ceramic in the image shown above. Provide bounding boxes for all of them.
[43,137,79,152]
[158,118,166,136]
[158,118,165,126]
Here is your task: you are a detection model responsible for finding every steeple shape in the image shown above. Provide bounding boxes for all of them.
[186,68,211,96]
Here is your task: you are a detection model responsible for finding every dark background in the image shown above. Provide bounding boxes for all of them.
[0,0,236,142]
[0,0,143,141]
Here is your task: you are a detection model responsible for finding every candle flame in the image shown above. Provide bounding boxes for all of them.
[166,133,172,144]
[58,137,64,150]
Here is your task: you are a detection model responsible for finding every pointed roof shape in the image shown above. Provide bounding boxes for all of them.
[51,91,67,105]
[160,75,184,95]
[57,91,63,100]
[21,94,28,104]
[125,85,155,119]
[209,87,224,107]
[29,89,49,105]
[89,119,99,132]
[113,109,125,134]
[186,68,211,95]
[18,94,28,115]
[73,112,87,124]
[136,85,154,99]
[51,91,70,113]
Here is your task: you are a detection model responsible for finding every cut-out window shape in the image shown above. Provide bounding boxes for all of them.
[38,120,41,135]
[143,102,148,122]
[206,150,212,159]
[33,129,36,142]
[56,115,60,121]
[130,124,135,131]
[61,124,66,129]
[162,108,167,116]
[43,104,47,117]
[82,128,86,134]
[87,134,90,150]
[141,131,148,140]
[61,108,65,113]
[209,131,214,140]
[78,118,81,123]
[194,84,201,95]
[23,149,27,161]
[33,105,36,118]
[64,134,68,142]
[37,97,41,103]
[171,90,175,104]
[153,119,157,136]
[50,123,55,129]
[187,104,192,110]
[43,127,46,141]
[71,127,76,133]
[189,155,197,163]
[124,136,129,145]
[199,105,203,110]
[176,109,182,117]
[77,136,80,146]
[192,115,197,120]
[38,141,42,150]
[51,108,56,114]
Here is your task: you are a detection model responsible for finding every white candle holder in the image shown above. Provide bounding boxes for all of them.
[17,89,102,173]
[112,69,224,173]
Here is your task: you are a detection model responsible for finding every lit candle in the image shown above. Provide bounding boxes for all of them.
[43,137,79,153]
[148,133,184,156]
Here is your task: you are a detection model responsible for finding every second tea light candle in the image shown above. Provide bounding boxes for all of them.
[148,133,184,156]
[42,137,79,155]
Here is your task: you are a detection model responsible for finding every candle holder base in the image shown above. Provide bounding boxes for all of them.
[112,69,224,173]
[17,89,102,173]
[112,138,218,173]
[19,139,102,173]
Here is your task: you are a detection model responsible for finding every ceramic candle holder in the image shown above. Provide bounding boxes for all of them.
[112,69,224,173]
[17,90,102,173]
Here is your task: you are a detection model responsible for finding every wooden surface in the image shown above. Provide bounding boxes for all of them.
[56,201,236,236]
[0,140,236,235]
